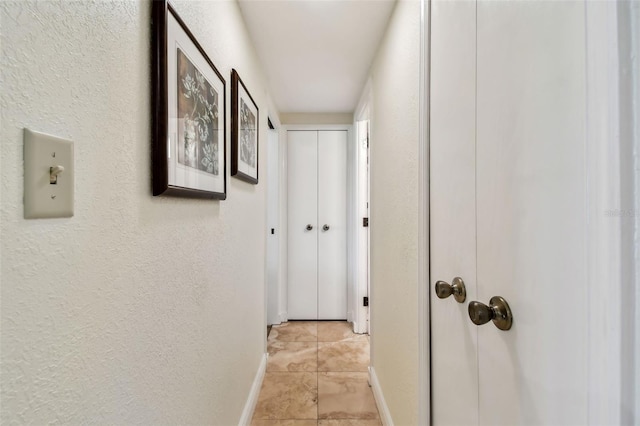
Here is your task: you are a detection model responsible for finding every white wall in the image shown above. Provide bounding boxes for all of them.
[0,1,273,423]
[365,1,421,424]
[280,113,353,125]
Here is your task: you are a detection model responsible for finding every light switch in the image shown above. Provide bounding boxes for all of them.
[24,129,74,219]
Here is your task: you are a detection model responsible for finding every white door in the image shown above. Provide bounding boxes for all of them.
[430,0,478,424]
[431,0,589,424]
[288,130,348,320]
[288,131,318,319]
[475,1,587,423]
[318,131,347,319]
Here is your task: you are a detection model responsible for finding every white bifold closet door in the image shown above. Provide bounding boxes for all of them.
[431,1,589,424]
[287,130,347,320]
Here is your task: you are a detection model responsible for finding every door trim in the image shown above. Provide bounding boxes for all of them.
[354,81,372,335]
[418,0,430,424]
[620,2,640,419]
[585,1,621,423]
[266,126,281,326]
[265,110,283,353]
[585,1,637,423]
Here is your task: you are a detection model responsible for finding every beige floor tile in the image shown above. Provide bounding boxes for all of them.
[267,341,318,372]
[318,420,382,426]
[318,322,368,342]
[317,372,380,420]
[270,321,318,342]
[252,420,318,426]
[253,372,318,420]
[318,341,369,372]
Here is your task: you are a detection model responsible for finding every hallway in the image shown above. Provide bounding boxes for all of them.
[252,321,379,425]
[2,0,637,423]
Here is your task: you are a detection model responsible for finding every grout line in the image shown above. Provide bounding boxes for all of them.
[258,322,374,424]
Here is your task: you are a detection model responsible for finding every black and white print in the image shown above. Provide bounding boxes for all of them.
[177,48,219,176]
[239,98,257,168]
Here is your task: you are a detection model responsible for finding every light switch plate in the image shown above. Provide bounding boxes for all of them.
[24,129,74,219]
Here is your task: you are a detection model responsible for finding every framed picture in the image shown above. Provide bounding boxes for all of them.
[151,0,226,199]
[231,69,259,184]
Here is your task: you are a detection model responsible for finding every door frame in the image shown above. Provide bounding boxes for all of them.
[419,0,638,424]
[585,1,624,423]
[266,121,282,326]
[418,0,430,424]
[353,80,372,335]
[264,109,283,353]
[619,1,640,419]
[585,1,640,422]
[281,124,353,323]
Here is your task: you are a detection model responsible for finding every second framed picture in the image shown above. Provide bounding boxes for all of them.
[231,69,259,184]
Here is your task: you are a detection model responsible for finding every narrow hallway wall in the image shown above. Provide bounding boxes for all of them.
[0,1,273,423]
[365,0,421,424]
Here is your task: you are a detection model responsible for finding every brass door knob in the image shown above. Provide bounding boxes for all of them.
[434,277,466,303]
[468,296,513,330]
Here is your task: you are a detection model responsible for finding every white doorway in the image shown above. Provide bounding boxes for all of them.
[266,120,281,326]
[353,83,372,336]
[353,119,370,334]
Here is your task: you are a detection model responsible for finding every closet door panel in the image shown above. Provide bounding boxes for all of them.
[430,0,479,424]
[287,131,318,319]
[476,1,588,424]
[318,130,348,320]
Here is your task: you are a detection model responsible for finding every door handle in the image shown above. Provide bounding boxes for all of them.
[322,224,330,231]
[434,277,466,303]
[306,224,313,231]
[468,296,513,330]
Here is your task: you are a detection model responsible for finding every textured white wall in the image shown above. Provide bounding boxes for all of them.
[367,1,421,424]
[0,1,271,423]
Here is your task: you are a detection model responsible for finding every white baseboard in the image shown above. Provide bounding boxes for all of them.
[369,366,393,426]
[238,353,268,425]
[279,311,288,323]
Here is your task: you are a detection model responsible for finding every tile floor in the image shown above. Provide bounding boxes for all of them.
[252,321,380,426]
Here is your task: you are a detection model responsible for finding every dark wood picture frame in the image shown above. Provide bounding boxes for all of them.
[231,69,259,184]
[151,0,227,199]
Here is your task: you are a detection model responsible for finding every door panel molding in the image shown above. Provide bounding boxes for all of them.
[418,0,429,424]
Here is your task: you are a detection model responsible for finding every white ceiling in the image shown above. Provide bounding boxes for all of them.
[238,0,396,114]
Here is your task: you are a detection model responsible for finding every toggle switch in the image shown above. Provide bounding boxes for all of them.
[24,129,74,219]
[50,165,65,184]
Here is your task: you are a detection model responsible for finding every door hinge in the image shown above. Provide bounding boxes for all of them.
[363,297,369,307]
[363,217,369,227]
